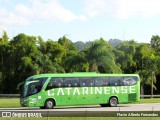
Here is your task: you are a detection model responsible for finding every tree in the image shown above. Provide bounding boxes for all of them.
[86,38,121,73]
[45,40,65,73]
[134,43,157,95]
[64,51,89,72]
[115,41,136,73]
[151,35,160,52]
[58,36,80,72]
[37,36,47,54]
[0,31,9,93]
[58,35,77,52]
[5,33,40,93]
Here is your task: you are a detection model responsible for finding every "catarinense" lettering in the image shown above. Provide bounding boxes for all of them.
[48,86,135,96]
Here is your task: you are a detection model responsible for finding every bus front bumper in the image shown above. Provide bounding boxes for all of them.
[20,97,29,107]
[20,97,43,107]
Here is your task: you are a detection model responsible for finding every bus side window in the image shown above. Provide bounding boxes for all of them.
[95,77,110,87]
[80,78,85,87]
[54,78,63,88]
[73,81,79,87]
[46,77,63,90]
[123,77,137,86]
[110,77,123,86]
[63,78,79,87]
[71,79,79,87]
[46,79,55,90]
[64,79,71,87]
[95,78,101,87]
[88,79,94,87]
[90,82,94,86]
[80,78,94,87]
[82,82,86,87]
[102,77,110,86]
[110,77,118,86]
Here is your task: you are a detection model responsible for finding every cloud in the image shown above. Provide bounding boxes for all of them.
[29,0,85,22]
[84,0,160,19]
[0,6,29,26]
[0,0,87,26]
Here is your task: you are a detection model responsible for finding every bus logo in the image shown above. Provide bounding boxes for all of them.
[2,112,11,117]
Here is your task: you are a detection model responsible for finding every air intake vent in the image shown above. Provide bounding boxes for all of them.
[128,93,136,101]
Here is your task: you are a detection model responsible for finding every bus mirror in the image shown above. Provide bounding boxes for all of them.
[17,82,24,90]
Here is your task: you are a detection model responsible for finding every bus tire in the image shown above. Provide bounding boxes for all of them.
[45,99,55,109]
[109,97,118,107]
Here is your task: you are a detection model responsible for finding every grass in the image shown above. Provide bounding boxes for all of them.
[0,98,20,108]
[138,98,160,104]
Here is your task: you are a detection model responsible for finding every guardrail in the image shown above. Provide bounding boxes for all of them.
[0,94,160,98]
[140,95,160,98]
[0,94,20,97]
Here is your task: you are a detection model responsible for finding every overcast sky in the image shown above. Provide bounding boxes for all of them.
[0,0,160,43]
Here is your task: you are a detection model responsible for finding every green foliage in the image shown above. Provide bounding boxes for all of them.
[86,38,121,73]
[0,32,160,95]
[115,41,136,73]
[64,51,89,72]
[151,35,160,52]
[58,35,77,52]
[46,40,65,63]
[136,70,156,89]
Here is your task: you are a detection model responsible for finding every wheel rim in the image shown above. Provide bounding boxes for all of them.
[110,98,117,106]
[47,101,53,108]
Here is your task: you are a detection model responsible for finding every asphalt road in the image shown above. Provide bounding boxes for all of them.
[1,103,160,111]
[1,104,160,117]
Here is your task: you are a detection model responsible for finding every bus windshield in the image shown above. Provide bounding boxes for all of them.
[23,77,48,97]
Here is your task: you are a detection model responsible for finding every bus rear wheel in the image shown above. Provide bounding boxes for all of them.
[109,97,118,107]
[45,99,55,109]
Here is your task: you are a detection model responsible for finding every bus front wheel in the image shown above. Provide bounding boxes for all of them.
[45,99,55,109]
[109,97,118,107]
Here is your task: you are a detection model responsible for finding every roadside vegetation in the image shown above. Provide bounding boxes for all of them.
[0,32,160,96]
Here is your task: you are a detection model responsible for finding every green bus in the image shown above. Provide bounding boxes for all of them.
[19,72,140,109]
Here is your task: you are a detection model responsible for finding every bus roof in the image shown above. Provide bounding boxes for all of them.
[26,72,139,81]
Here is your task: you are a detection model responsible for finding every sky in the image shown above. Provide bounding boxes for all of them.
[0,0,160,43]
